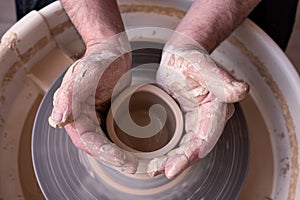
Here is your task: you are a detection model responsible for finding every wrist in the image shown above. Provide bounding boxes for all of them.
[84,28,124,48]
[61,0,126,52]
[173,0,260,53]
[83,18,125,49]
[85,32,131,57]
[164,36,209,57]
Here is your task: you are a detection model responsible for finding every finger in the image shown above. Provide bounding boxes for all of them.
[64,109,99,151]
[80,133,138,174]
[147,143,194,179]
[185,100,230,153]
[63,109,138,174]
[147,147,189,179]
[149,101,233,179]
[147,156,168,177]
[61,101,101,150]
[164,151,189,179]
[169,101,233,177]
[48,61,83,128]
[49,82,81,128]
[160,47,249,103]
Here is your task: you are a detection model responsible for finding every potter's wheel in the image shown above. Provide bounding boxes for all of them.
[32,43,249,200]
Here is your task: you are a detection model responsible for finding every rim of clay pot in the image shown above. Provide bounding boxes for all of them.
[106,84,184,160]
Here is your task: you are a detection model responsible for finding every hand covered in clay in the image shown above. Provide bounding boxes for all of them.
[48,38,138,174]
[148,44,249,179]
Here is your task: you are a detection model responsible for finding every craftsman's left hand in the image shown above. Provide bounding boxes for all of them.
[148,44,249,179]
[48,38,139,174]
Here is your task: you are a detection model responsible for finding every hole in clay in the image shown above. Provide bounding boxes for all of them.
[113,91,176,152]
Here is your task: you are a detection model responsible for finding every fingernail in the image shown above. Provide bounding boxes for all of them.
[165,155,188,179]
[165,163,178,179]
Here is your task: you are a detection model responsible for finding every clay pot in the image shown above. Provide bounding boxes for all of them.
[106,84,183,160]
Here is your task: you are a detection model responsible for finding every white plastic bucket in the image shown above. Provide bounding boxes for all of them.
[0,1,299,199]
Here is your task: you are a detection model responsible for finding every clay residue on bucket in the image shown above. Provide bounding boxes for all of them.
[2,32,50,64]
[119,4,186,19]
[0,32,50,90]
[50,20,73,37]
[0,33,21,88]
[228,35,299,200]
[1,61,22,89]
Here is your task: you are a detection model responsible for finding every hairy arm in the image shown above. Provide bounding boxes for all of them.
[60,0,124,51]
[174,0,261,53]
[150,0,257,178]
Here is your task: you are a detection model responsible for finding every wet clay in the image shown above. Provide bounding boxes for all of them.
[113,90,176,152]
[238,96,274,199]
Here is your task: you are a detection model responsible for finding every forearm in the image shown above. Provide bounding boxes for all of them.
[174,0,261,53]
[60,0,124,48]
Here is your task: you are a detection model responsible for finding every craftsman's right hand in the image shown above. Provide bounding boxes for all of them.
[148,43,249,179]
[48,39,138,174]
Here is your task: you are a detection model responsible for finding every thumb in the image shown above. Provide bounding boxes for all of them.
[201,59,250,103]
[162,46,249,103]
